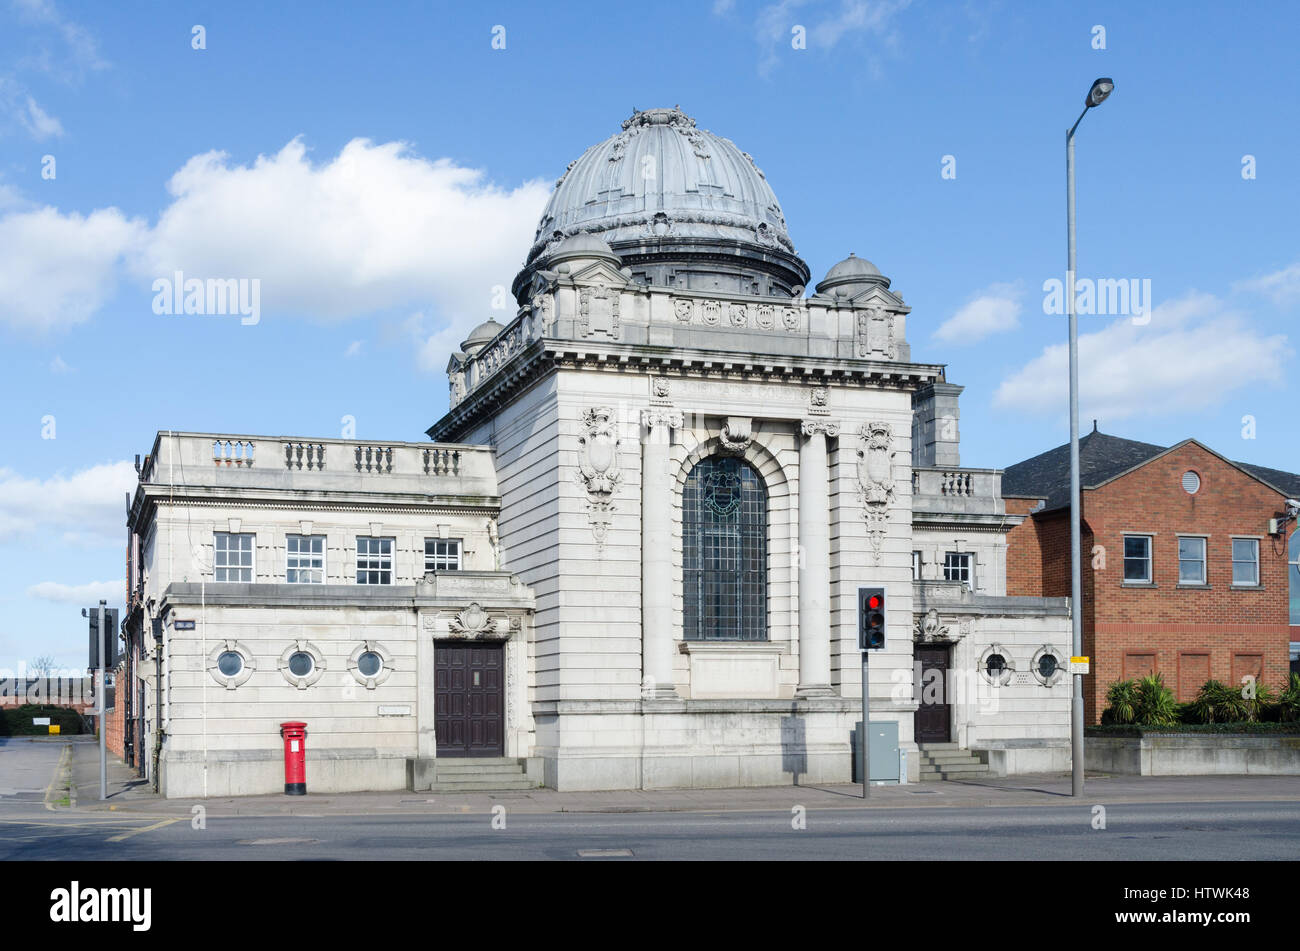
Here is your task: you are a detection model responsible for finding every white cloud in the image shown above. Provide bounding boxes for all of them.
[26,579,121,604]
[0,136,550,365]
[0,460,136,544]
[994,292,1291,422]
[756,0,910,75]
[1234,262,1300,309]
[0,205,146,332]
[344,340,362,358]
[18,94,62,139]
[810,0,912,49]
[49,354,71,373]
[133,137,550,365]
[933,281,1023,344]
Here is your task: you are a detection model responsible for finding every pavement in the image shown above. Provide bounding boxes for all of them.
[36,734,1300,818]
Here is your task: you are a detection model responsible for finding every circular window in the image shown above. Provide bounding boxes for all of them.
[1182,470,1200,494]
[217,651,244,677]
[985,653,1006,675]
[287,651,314,677]
[1037,654,1059,678]
[208,640,256,689]
[357,651,383,677]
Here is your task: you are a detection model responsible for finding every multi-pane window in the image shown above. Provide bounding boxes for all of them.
[213,532,253,582]
[943,552,972,590]
[1178,536,1207,584]
[356,537,393,585]
[424,538,462,572]
[911,551,921,580]
[683,456,767,641]
[286,534,325,584]
[1231,538,1259,586]
[1123,535,1152,583]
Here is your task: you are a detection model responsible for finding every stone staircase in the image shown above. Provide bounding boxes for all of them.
[916,743,990,782]
[427,757,536,793]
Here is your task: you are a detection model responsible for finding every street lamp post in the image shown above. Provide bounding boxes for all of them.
[1066,77,1113,798]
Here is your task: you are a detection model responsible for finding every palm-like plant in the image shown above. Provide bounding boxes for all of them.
[1279,673,1300,723]
[1134,673,1179,727]
[1105,678,1139,724]
[1188,680,1247,723]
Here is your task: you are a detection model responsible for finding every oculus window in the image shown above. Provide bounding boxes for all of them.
[683,456,767,641]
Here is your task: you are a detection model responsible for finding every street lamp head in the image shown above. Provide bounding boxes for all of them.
[1086,78,1114,108]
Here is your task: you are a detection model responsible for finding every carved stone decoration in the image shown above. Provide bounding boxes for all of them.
[719,416,754,453]
[576,406,623,551]
[533,293,555,336]
[729,303,748,327]
[701,300,722,326]
[856,421,896,563]
[673,298,693,323]
[756,304,775,329]
[856,303,896,359]
[913,608,957,643]
[782,307,800,331]
[447,602,510,639]
[486,518,500,570]
[578,284,621,339]
[809,385,829,409]
[800,419,840,439]
[651,376,671,399]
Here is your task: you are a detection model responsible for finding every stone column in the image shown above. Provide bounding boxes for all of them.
[641,408,682,699]
[796,419,839,697]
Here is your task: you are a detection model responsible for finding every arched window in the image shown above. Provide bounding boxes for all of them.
[683,455,768,641]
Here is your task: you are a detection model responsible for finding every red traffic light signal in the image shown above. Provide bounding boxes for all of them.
[858,587,885,651]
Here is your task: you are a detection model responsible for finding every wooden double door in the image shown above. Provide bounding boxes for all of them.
[913,645,952,744]
[434,642,504,757]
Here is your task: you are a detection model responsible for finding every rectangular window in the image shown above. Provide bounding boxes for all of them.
[911,550,921,580]
[1123,535,1151,583]
[213,532,254,582]
[1178,536,1207,584]
[1231,538,1259,586]
[356,537,393,585]
[424,538,462,572]
[287,534,325,584]
[943,552,972,589]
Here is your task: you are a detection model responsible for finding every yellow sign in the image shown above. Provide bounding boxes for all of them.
[48,724,60,735]
[1071,656,1089,664]
[1069,656,1090,675]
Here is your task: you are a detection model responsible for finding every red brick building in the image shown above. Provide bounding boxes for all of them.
[1002,429,1300,724]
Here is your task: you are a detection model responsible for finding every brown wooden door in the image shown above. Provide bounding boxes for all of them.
[914,645,951,743]
[435,642,504,757]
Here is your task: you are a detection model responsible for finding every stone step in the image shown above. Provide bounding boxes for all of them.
[434,757,521,768]
[428,778,536,792]
[920,755,986,767]
[435,763,528,775]
[917,743,960,750]
[919,761,988,774]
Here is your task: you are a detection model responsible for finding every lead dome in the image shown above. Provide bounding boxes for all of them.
[513,106,811,302]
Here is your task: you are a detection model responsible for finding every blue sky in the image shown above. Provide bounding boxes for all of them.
[1,0,1296,671]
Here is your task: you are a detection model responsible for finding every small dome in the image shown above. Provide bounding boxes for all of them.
[461,318,505,354]
[539,234,622,269]
[815,253,890,296]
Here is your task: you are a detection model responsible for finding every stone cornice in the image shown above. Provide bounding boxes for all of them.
[429,336,943,442]
[141,486,498,515]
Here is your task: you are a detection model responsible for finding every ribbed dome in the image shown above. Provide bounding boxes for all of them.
[514,107,809,301]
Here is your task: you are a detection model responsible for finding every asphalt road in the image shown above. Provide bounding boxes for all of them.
[3,737,1299,860]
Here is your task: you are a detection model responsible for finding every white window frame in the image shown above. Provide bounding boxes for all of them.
[943,551,973,590]
[424,537,463,572]
[1122,534,1153,584]
[286,534,326,584]
[356,536,394,585]
[1177,534,1208,585]
[1230,536,1260,587]
[213,532,254,582]
[911,550,921,581]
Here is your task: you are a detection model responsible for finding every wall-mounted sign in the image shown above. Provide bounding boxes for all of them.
[1069,656,1090,675]
[173,620,196,630]
[32,717,50,725]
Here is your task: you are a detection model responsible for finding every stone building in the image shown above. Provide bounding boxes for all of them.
[123,107,1073,797]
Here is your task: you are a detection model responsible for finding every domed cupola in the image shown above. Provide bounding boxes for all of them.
[460,318,506,355]
[814,253,890,299]
[513,106,810,303]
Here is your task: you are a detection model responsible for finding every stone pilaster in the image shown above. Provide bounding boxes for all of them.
[796,419,839,697]
[641,408,683,699]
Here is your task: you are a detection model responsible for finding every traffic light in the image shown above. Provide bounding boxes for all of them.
[858,587,885,650]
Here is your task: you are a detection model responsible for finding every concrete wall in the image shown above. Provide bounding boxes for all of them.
[1087,734,1300,775]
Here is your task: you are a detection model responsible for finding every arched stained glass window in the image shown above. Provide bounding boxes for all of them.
[683,456,767,641]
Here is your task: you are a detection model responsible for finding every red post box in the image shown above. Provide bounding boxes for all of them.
[280,721,308,795]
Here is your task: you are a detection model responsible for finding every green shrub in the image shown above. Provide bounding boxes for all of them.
[0,704,87,736]
[1102,675,1179,726]
[1187,680,1248,724]
[1279,673,1300,723]
[1104,679,1140,724]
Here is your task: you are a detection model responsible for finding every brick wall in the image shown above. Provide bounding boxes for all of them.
[1006,442,1292,724]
